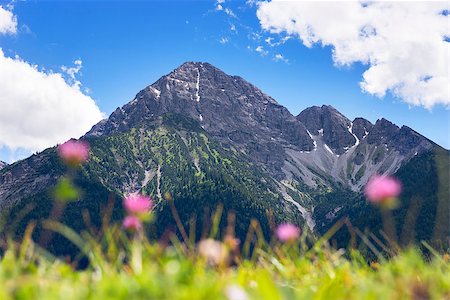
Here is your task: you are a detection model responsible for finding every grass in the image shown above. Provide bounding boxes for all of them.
[0,218,449,300]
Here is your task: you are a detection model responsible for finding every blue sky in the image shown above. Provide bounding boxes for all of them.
[0,1,448,163]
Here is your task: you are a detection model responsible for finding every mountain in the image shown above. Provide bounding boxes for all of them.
[0,62,448,254]
[0,161,6,171]
[295,106,435,190]
[87,62,314,179]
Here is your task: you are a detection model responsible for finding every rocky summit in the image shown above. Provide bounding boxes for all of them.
[87,62,435,190]
[0,62,448,251]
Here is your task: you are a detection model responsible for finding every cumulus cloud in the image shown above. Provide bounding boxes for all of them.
[0,49,104,153]
[256,1,450,108]
[0,5,17,34]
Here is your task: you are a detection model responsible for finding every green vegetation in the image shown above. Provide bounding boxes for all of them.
[0,221,449,300]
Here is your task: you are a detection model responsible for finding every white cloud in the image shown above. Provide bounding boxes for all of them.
[219,37,229,44]
[256,1,450,109]
[224,8,237,18]
[61,59,83,88]
[255,45,268,56]
[273,53,288,63]
[246,0,257,7]
[216,4,223,11]
[0,49,104,153]
[0,5,17,34]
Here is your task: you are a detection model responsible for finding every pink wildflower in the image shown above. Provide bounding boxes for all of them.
[123,194,153,214]
[122,215,142,231]
[198,239,228,266]
[276,223,300,242]
[58,140,89,166]
[365,175,402,204]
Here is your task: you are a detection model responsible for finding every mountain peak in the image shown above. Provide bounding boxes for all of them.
[86,62,315,178]
[297,105,355,154]
[169,61,212,78]
[174,61,215,71]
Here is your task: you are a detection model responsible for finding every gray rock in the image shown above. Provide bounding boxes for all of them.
[297,105,356,155]
[87,62,315,178]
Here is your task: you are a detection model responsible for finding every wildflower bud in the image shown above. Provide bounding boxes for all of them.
[58,140,90,166]
[122,215,142,231]
[276,223,300,243]
[123,194,153,215]
[364,175,401,209]
[198,239,228,266]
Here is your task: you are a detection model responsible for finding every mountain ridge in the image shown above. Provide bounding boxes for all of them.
[0,61,447,252]
[85,61,437,191]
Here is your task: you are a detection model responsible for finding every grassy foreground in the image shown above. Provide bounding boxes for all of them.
[0,224,449,300]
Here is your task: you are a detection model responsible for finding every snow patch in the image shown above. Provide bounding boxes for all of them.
[348,122,360,148]
[151,87,161,99]
[306,130,317,150]
[195,68,201,102]
[199,114,203,121]
[324,143,334,155]
[363,129,369,139]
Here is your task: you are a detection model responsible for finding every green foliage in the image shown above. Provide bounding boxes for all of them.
[53,177,79,202]
[0,227,449,300]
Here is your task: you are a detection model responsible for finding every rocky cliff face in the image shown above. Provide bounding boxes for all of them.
[86,62,435,190]
[291,106,435,190]
[0,161,6,170]
[87,62,314,178]
[0,151,60,210]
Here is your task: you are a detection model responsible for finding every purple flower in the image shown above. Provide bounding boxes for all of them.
[123,194,153,215]
[58,140,90,166]
[365,175,402,204]
[276,223,300,242]
[122,215,142,231]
